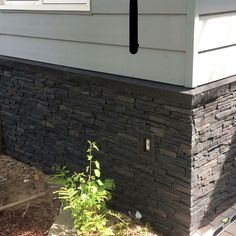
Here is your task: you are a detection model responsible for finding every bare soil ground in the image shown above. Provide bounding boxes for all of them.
[0,155,160,236]
[0,155,60,236]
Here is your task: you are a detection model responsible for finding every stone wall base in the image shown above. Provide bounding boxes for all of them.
[1,56,236,236]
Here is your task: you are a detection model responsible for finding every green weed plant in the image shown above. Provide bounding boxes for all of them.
[53,141,115,235]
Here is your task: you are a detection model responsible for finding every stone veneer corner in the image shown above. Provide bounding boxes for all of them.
[0,56,236,235]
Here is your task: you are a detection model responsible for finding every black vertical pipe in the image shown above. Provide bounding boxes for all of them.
[129,0,139,54]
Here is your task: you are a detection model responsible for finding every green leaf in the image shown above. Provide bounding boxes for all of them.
[95,161,100,169]
[97,179,103,186]
[93,143,99,151]
[222,217,230,224]
[86,166,89,173]
[94,169,101,177]
[64,206,72,210]
[104,228,115,235]
[91,186,98,194]
[103,178,115,190]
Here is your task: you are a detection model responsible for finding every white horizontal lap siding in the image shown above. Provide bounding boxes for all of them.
[0,0,188,86]
[198,0,236,15]
[196,46,236,86]
[197,13,236,52]
[0,14,186,51]
[0,35,186,85]
[92,0,187,14]
[192,0,236,87]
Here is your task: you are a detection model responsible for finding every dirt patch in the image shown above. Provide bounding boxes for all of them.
[0,155,60,236]
[0,155,160,236]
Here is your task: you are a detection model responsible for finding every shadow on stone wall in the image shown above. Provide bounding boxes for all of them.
[198,117,236,228]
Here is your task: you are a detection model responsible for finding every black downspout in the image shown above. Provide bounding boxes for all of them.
[129,0,139,54]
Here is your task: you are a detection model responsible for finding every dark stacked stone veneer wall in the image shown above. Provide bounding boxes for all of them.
[0,57,236,235]
[191,82,236,232]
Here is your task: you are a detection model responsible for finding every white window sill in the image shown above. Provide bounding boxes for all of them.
[0,3,91,13]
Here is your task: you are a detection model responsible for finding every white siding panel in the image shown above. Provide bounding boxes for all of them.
[193,1,236,87]
[0,35,186,86]
[198,0,236,15]
[0,13,187,51]
[194,46,236,87]
[198,13,236,52]
[92,0,187,14]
